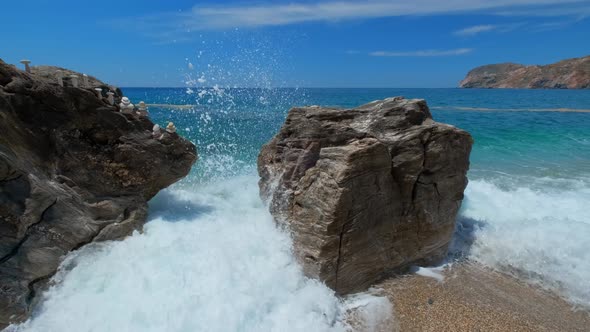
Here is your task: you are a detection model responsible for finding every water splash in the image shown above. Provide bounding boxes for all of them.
[7,35,393,331]
[7,176,392,332]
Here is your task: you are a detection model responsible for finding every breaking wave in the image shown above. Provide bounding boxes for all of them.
[7,175,392,332]
[460,177,590,307]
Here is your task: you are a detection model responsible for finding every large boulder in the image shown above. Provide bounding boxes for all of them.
[0,59,197,327]
[258,97,472,295]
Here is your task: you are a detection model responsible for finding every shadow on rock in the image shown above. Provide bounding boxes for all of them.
[147,190,213,223]
[448,214,488,259]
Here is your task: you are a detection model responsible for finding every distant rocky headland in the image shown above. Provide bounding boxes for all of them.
[0,59,197,327]
[460,55,590,89]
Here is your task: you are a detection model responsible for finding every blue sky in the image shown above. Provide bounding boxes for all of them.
[1,0,589,87]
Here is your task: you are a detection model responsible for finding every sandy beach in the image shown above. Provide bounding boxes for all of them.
[372,261,590,332]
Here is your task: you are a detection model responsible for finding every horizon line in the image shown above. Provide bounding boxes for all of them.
[119,86,464,89]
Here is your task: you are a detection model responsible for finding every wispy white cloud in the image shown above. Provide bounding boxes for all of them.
[113,0,590,39]
[184,1,588,29]
[495,3,590,17]
[453,18,583,37]
[454,25,497,36]
[453,22,528,36]
[528,16,588,31]
[370,48,473,57]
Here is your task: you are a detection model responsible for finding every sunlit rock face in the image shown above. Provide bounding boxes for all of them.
[0,59,197,327]
[258,97,472,295]
[459,55,590,89]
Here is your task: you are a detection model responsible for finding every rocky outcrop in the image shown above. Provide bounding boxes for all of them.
[459,55,590,89]
[0,59,197,327]
[258,97,472,295]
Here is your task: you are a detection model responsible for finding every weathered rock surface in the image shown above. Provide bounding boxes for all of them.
[258,97,472,295]
[460,55,590,89]
[0,59,197,327]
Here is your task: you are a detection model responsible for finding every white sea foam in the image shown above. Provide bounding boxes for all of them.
[341,292,395,331]
[413,266,446,282]
[460,178,590,307]
[7,175,391,332]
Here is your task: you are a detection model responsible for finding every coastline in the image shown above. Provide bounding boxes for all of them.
[374,261,590,332]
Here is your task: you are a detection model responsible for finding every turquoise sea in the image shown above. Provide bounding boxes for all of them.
[10,88,590,331]
[124,87,590,181]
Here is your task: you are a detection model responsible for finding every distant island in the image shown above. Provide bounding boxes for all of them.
[460,55,590,89]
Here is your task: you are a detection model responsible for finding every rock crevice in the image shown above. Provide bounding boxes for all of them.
[0,198,57,265]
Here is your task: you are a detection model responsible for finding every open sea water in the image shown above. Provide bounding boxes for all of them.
[8,87,590,331]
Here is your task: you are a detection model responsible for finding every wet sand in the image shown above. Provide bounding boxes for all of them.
[372,261,590,332]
